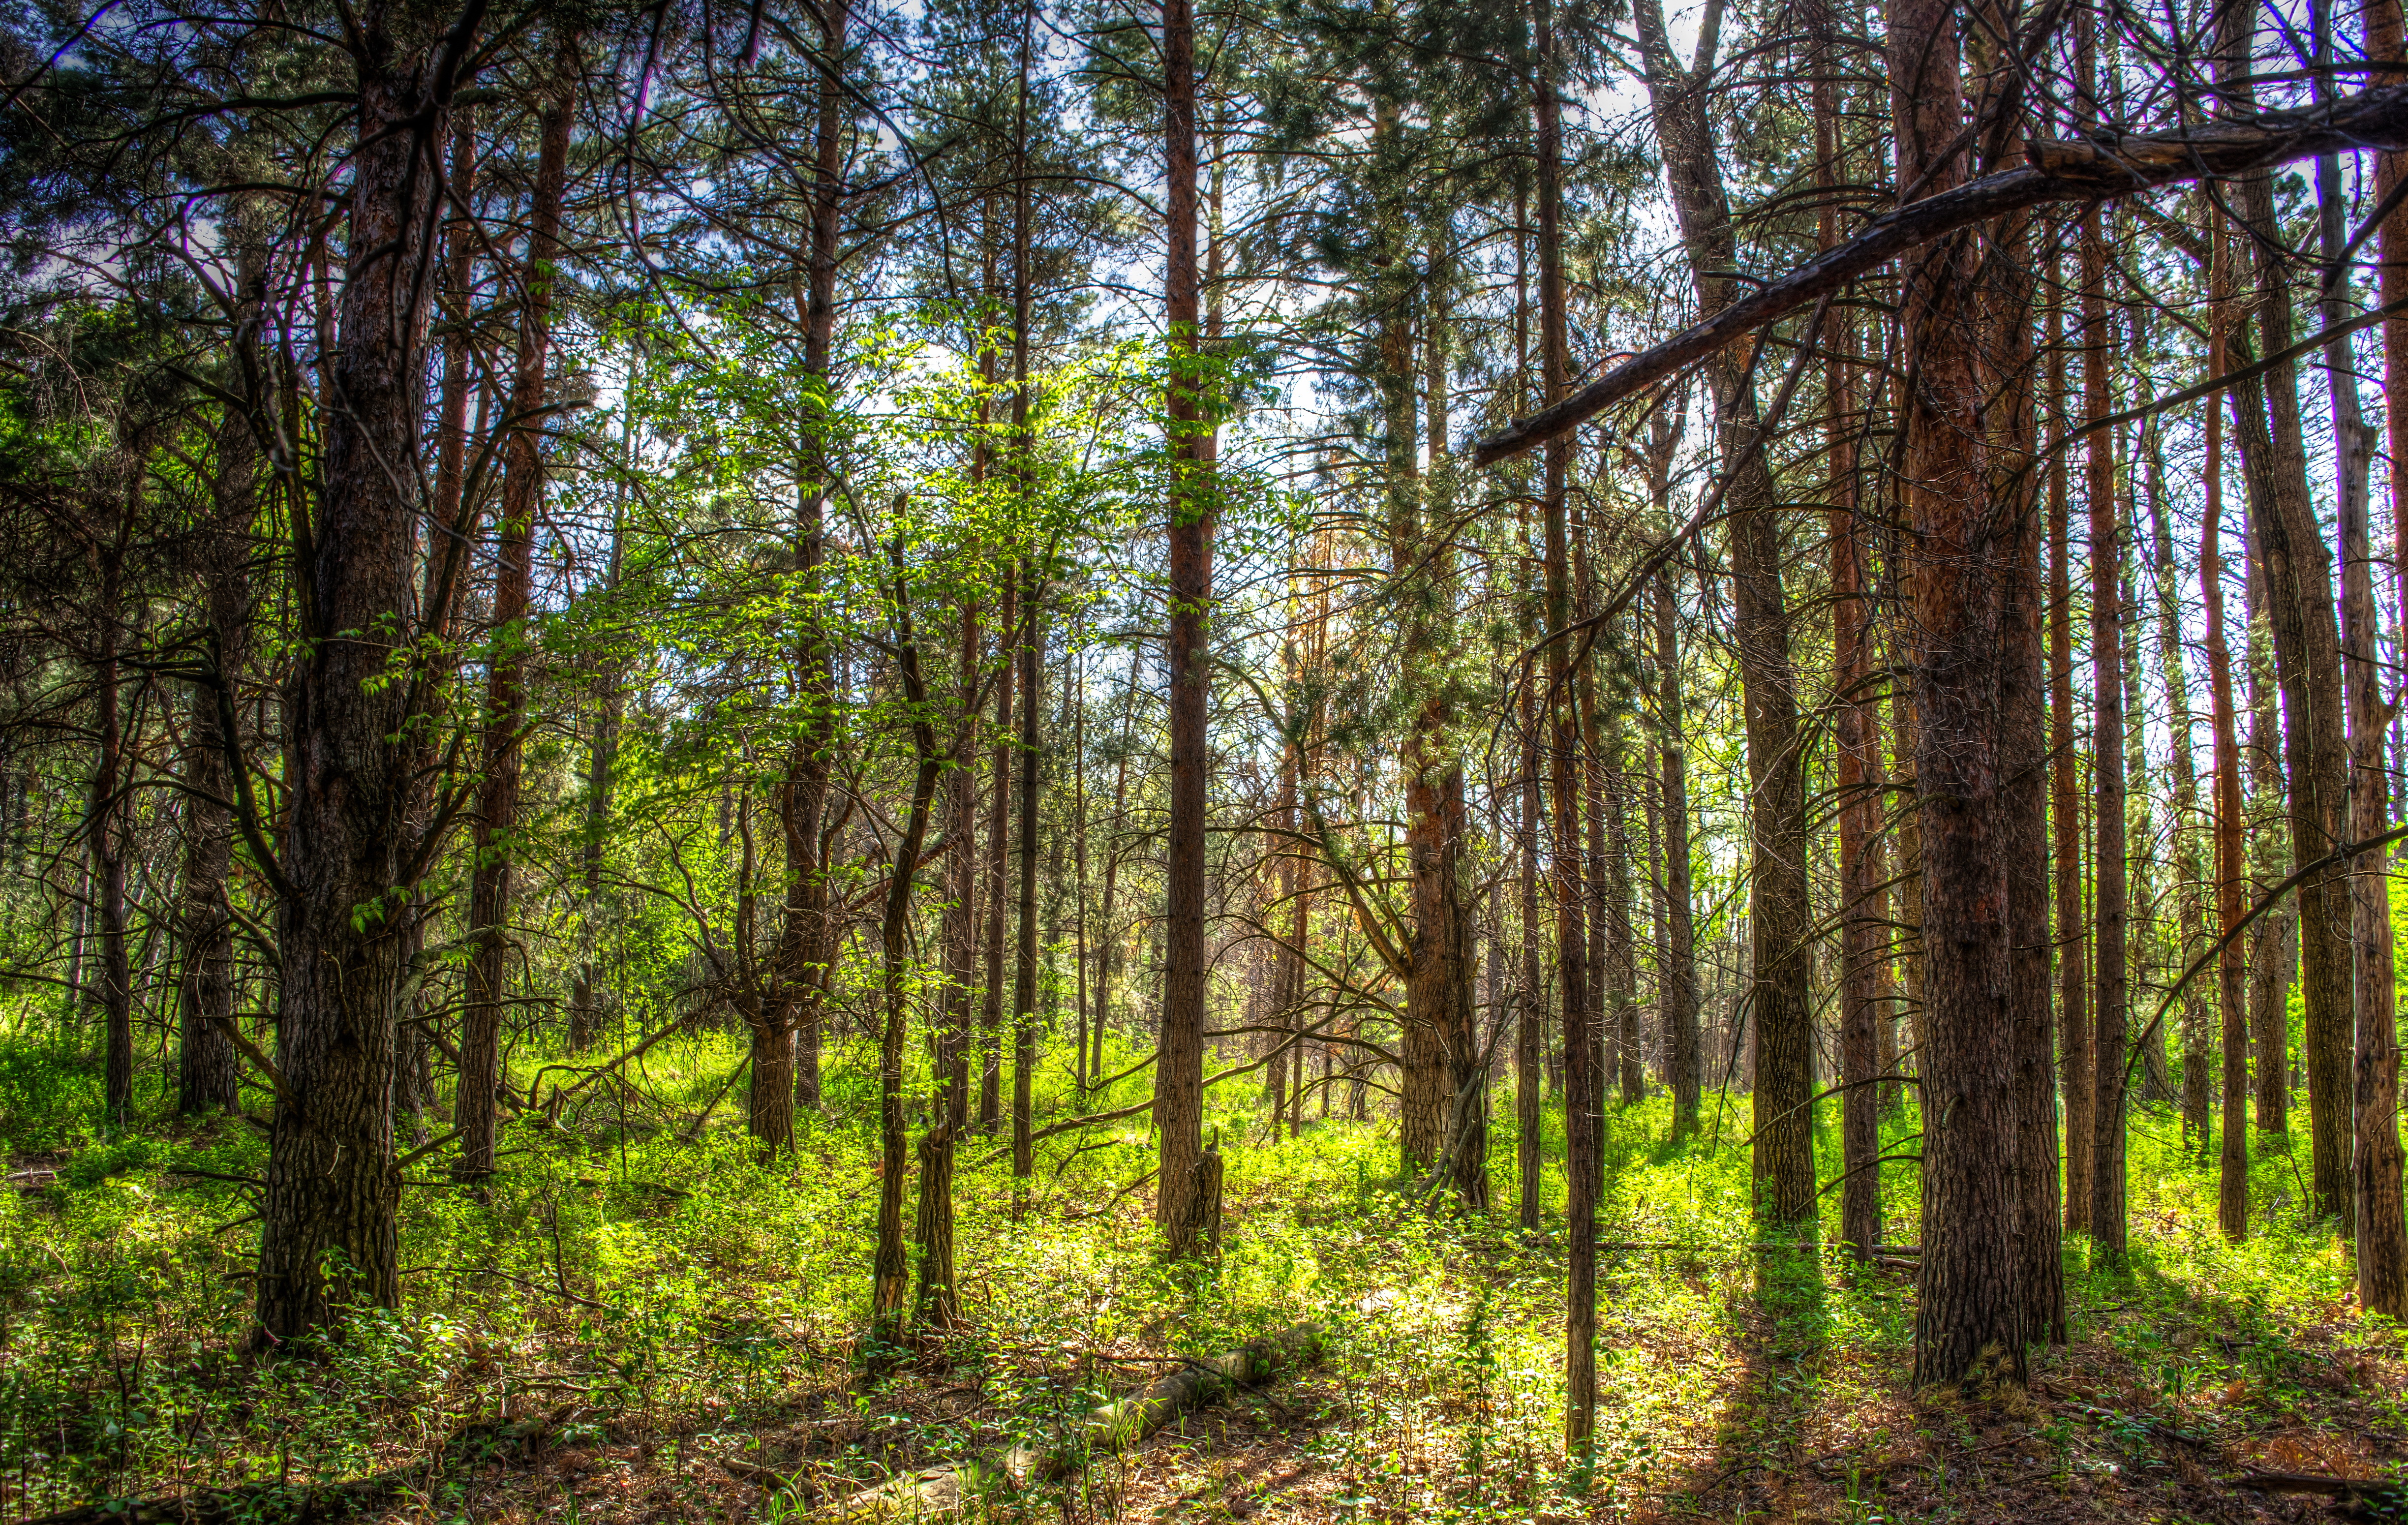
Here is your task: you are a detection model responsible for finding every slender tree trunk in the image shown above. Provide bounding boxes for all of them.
[2204,248,2252,1239]
[2315,0,2406,1298]
[1012,571,1042,1181]
[1631,0,1813,1237]
[1154,0,1214,1255]
[981,579,1016,1130]
[1815,6,1878,1255]
[2237,494,2294,1140]
[89,530,130,1124]
[2081,135,2131,1254]
[461,82,571,1175]
[1656,574,1699,1131]
[872,577,945,1334]
[2220,10,2352,1224]
[2144,436,2211,1147]
[1537,0,1595,1447]
[2048,289,2091,1235]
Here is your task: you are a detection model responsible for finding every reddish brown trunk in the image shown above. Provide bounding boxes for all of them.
[1153,0,1213,1255]
[461,83,571,1175]
[1892,0,2027,1388]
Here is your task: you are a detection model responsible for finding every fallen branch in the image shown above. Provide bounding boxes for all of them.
[822,1324,1323,1521]
[1470,80,2408,466]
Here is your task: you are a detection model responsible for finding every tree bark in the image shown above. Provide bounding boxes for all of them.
[1891,0,2027,1390]
[2203,246,2252,1239]
[2048,278,2092,1237]
[1631,0,1813,1239]
[2081,148,2131,1256]
[1154,0,1213,1256]
[2219,8,2351,1225]
[1655,573,1699,1132]
[461,78,571,1175]
[256,19,466,1342]
[1537,0,1595,1448]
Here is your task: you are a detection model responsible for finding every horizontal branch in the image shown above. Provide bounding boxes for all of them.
[1470,80,2408,466]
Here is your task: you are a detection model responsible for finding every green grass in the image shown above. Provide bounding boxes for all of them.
[0,1019,2392,1522]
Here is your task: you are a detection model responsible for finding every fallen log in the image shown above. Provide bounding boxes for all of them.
[823,1324,1323,1521]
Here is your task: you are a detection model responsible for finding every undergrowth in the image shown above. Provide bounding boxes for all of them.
[0,1014,2390,1523]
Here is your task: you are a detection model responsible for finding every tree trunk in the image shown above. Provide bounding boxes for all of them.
[1631,0,1813,1237]
[1012,568,1042,1181]
[1655,574,1699,1132]
[2081,153,2132,1256]
[89,526,130,1125]
[2048,287,2091,1234]
[1154,0,1213,1256]
[1815,5,1878,1255]
[2219,9,2351,1224]
[1537,0,1595,1447]
[255,24,459,1342]
[461,80,571,1176]
[2316,0,2406,1298]
[872,571,945,1334]
[1892,0,2027,1390]
[2204,249,2252,1239]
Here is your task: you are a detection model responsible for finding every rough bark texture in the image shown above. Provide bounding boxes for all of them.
[2203,287,2252,1240]
[2082,185,2132,1258]
[2048,289,2092,1236]
[1153,0,1212,1256]
[1892,0,2027,1391]
[256,16,464,1342]
[779,0,848,1117]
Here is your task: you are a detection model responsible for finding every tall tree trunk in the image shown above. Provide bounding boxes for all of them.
[1655,573,1699,1132]
[1631,0,1813,1238]
[2220,6,2352,1225]
[2315,0,2406,1302]
[918,593,981,1332]
[779,0,849,1117]
[1967,4,2060,1340]
[1154,0,1214,1256]
[2081,113,2131,1251]
[1012,571,1042,1181]
[981,579,1016,1129]
[2204,239,2252,1239]
[2145,433,2211,1148]
[2360,0,2408,1314]
[2049,286,2091,1234]
[256,19,463,1341]
[872,569,945,1334]
[1892,0,2027,1389]
[1815,1,1878,1255]
[461,80,571,1175]
[1536,0,1595,1448]
[2239,490,2293,1135]
[89,519,130,1124]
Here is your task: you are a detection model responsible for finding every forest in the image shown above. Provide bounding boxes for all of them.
[2,0,2408,1518]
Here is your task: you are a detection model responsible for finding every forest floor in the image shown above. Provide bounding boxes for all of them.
[0,1025,2402,1524]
